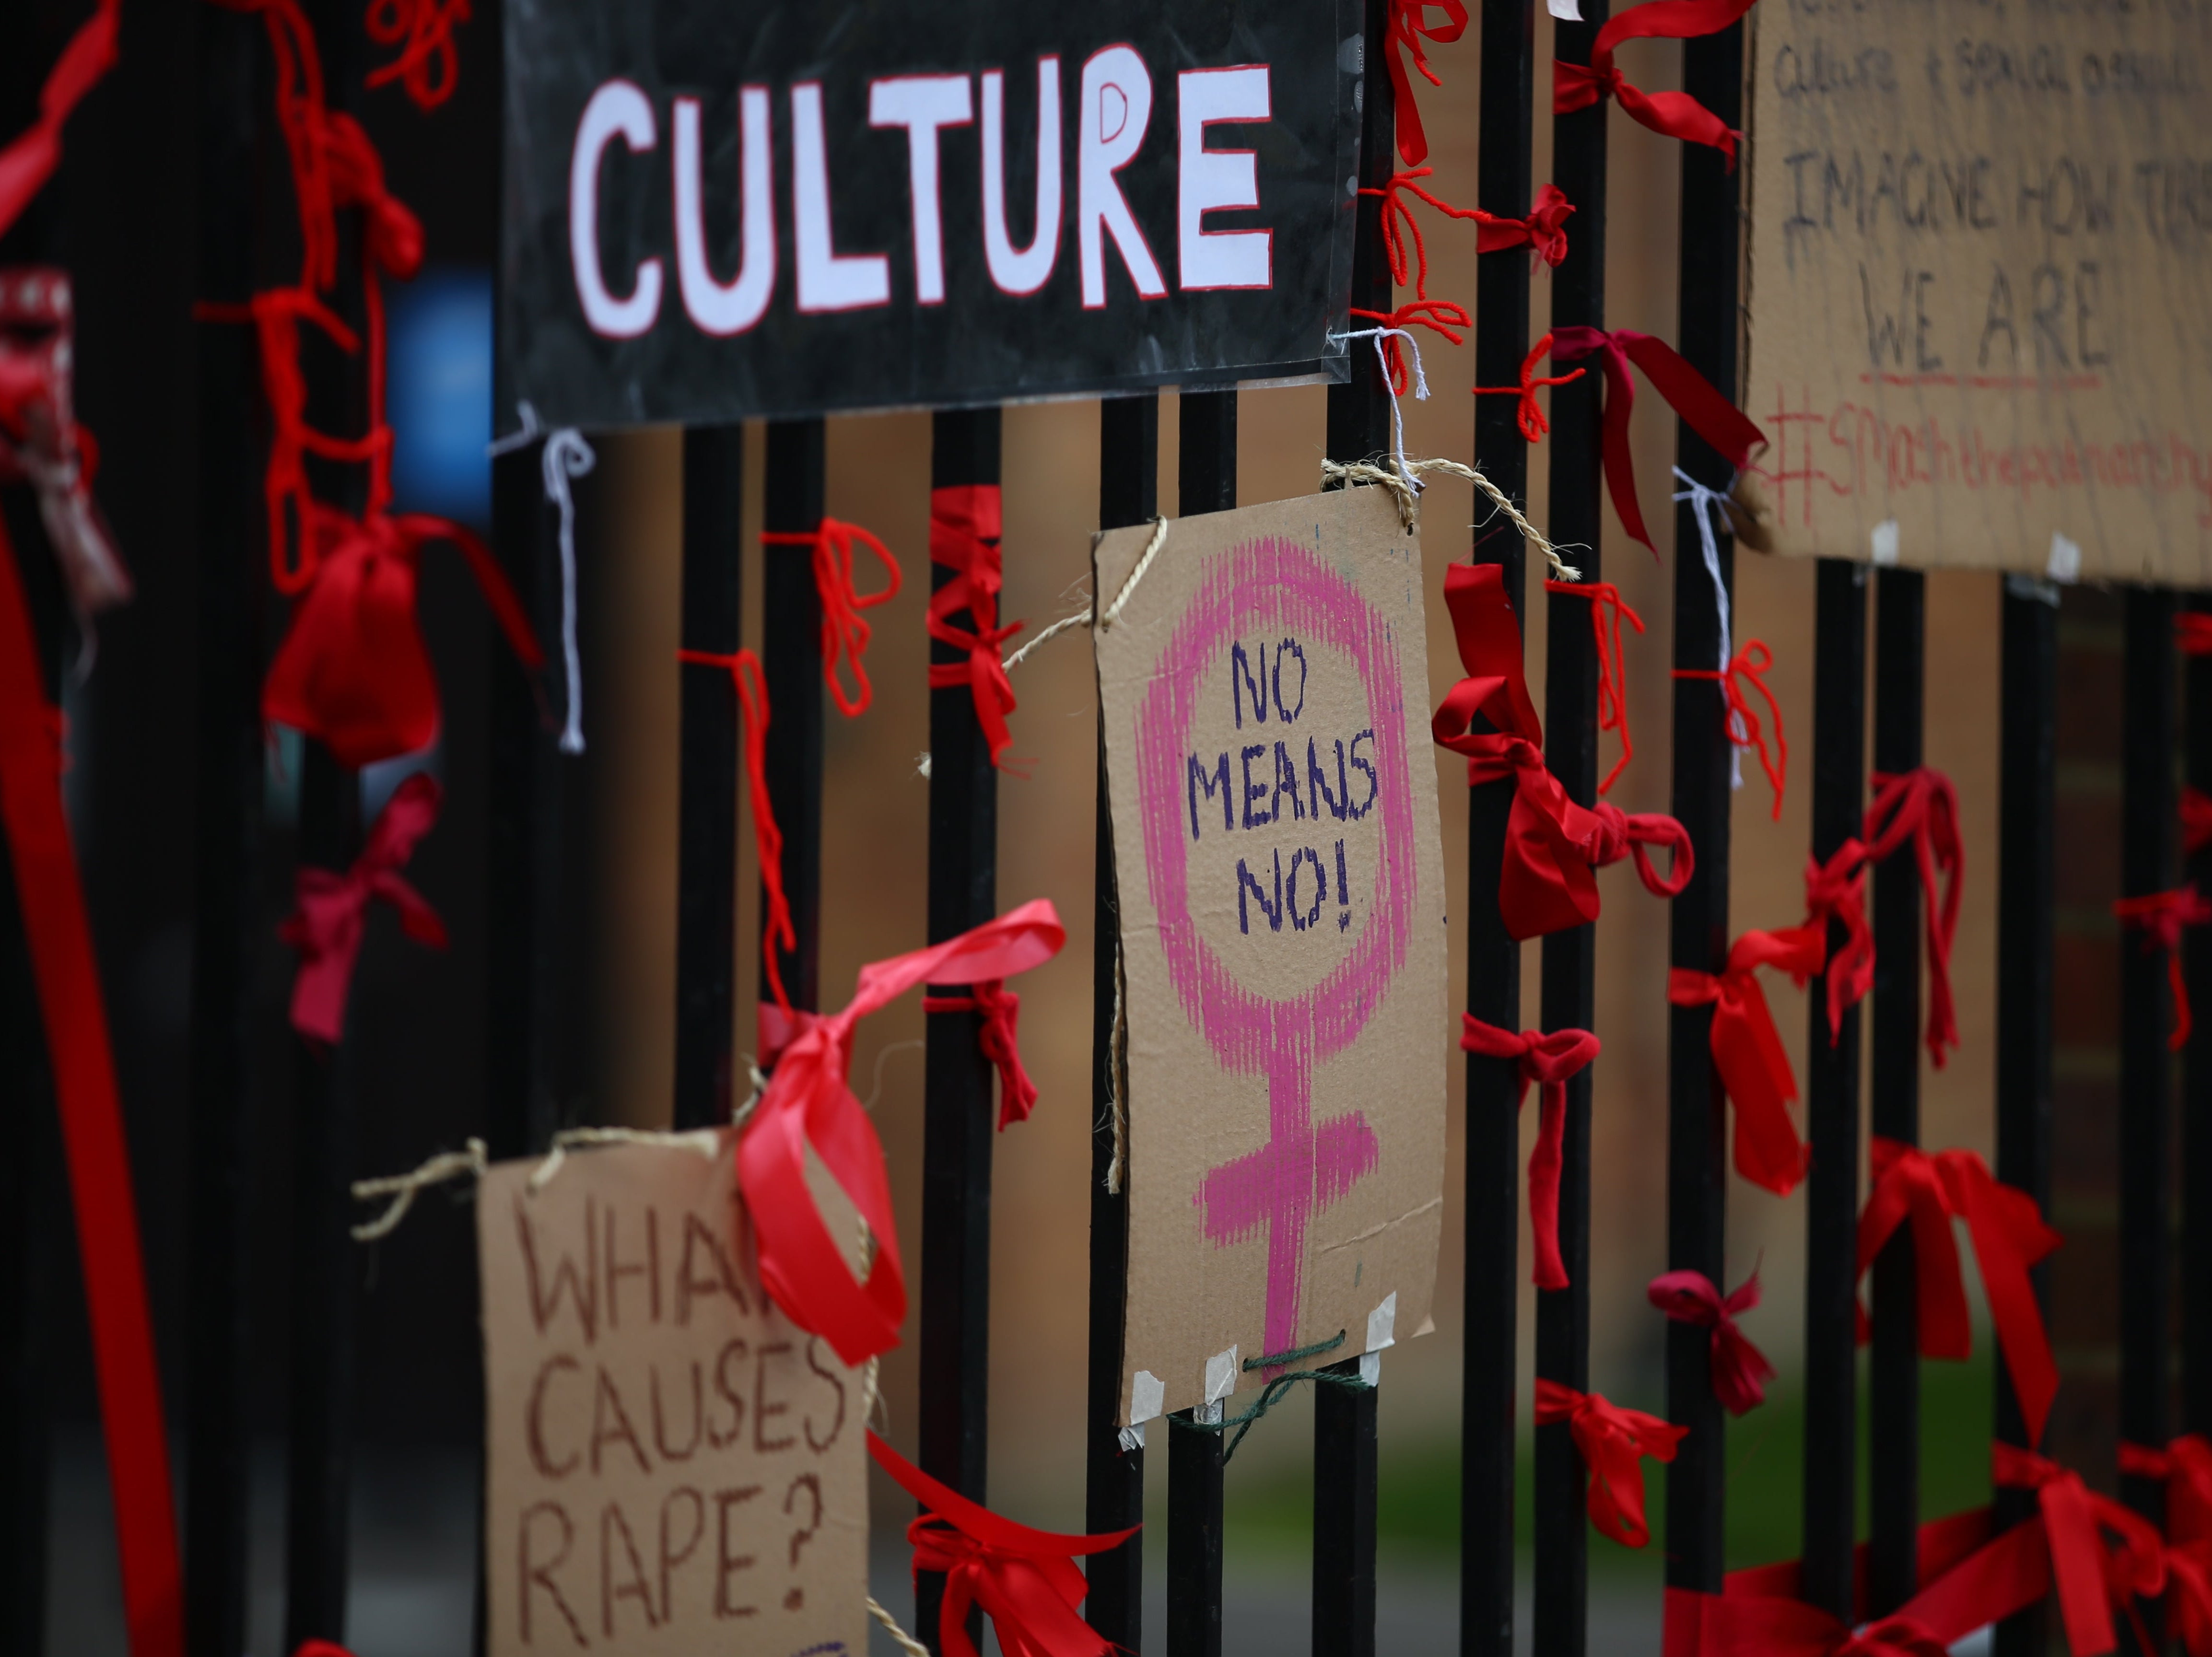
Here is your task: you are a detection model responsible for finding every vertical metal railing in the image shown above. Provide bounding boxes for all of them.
[2187,595,2212,1445]
[1666,3,1749,1603]
[762,420,829,1017]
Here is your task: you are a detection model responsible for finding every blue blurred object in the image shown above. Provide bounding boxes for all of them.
[387,267,492,525]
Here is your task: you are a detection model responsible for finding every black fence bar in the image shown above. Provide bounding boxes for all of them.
[919,406,1003,1651]
[2189,593,2212,1439]
[1665,4,1748,1602]
[1085,392,1158,1654]
[1801,560,1866,1620]
[1463,0,1533,1633]
[1991,575,2059,1657]
[673,425,745,1132]
[1867,566,1925,1616]
[2119,587,2176,1561]
[1538,0,1606,1645]
[1166,389,1236,1657]
[762,419,828,1018]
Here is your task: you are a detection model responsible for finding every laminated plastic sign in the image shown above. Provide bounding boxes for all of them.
[1735,0,2212,583]
[479,1135,866,1657]
[1095,488,1448,1428]
[500,0,1361,431]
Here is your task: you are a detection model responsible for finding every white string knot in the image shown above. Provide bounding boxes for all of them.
[492,402,596,756]
[1672,467,1744,790]
[1328,327,1429,493]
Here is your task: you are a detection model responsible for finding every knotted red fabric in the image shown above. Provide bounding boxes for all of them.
[1863,767,1963,1068]
[1473,330,1587,444]
[2121,1434,2212,1547]
[1384,0,1469,165]
[1434,561,1693,939]
[364,0,470,109]
[927,484,1024,770]
[921,979,1040,1129]
[738,900,1064,1363]
[2184,787,2212,855]
[294,1642,355,1657]
[1854,1138,2061,1447]
[761,516,902,717]
[0,521,182,1657]
[1533,1379,1686,1548]
[1547,327,1766,553]
[1994,1442,2165,1657]
[677,648,796,1015]
[279,771,445,1044]
[0,0,118,239]
[2113,885,2212,1050]
[1803,838,1873,1045]
[1459,1017,1600,1289]
[0,267,131,614]
[2167,1540,2212,1657]
[1674,640,1787,820]
[1545,579,1644,793]
[1667,925,1825,1195]
[1478,181,1576,267]
[2178,613,2212,656]
[1648,1269,1775,1415]
[1553,0,1760,163]
[869,1428,1135,1657]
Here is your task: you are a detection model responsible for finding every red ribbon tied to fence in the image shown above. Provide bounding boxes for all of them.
[921,979,1041,1129]
[364,0,471,110]
[2113,885,2212,1051]
[761,516,903,717]
[279,771,446,1045]
[676,648,796,1018]
[1673,640,1787,821]
[2178,613,2212,655]
[1545,579,1642,793]
[1667,925,1824,1195]
[1473,330,1587,444]
[738,899,1064,1364]
[1993,1442,2166,1657]
[927,483,1025,771]
[2168,1542,2212,1657]
[1648,1269,1775,1416]
[1459,1017,1599,1289]
[1803,838,1873,1046]
[1552,0,1759,163]
[2121,1434,2212,1547]
[869,1428,1136,1657]
[1854,1138,2061,1448]
[1480,181,1576,266]
[0,0,118,239]
[1864,767,1964,1068]
[1546,327,1766,554]
[1533,1379,1686,1549]
[2184,787,2212,854]
[1384,0,1469,165]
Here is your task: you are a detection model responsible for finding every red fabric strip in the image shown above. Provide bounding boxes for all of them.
[921,979,1040,1129]
[1667,926,1825,1194]
[1674,640,1786,820]
[1803,838,1873,1045]
[1476,182,1575,267]
[1383,0,1469,166]
[2178,613,2212,656]
[1715,1506,1995,1617]
[2184,787,2212,855]
[761,517,902,717]
[1864,768,1963,1068]
[1545,578,1643,793]
[676,648,795,1017]
[2113,885,2212,1050]
[1533,1378,1685,1548]
[0,518,183,1657]
[927,484,1025,771]
[737,901,1064,1363]
[1648,1269,1775,1415]
[2121,1434,2212,1548]
[1552,0,1759,163]
[1994,1442,2166,1657]
[0,0,119,243]
[1459,1016,1599,1288]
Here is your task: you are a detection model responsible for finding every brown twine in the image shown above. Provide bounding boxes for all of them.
[1319,455,1576,579]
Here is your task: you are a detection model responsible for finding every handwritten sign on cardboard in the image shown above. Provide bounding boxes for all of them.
[1095,487,1447,1428]
[1737,0,2212,582]
[479,1135,866,1657]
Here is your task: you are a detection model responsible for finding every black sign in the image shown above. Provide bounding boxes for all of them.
[499,0,1362,431]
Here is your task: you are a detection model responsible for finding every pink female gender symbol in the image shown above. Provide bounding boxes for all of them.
[1134,535,1419,1365]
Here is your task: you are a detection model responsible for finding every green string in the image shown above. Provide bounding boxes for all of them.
[1169,1331,1367,1462]
[1243,1329,1346,1371]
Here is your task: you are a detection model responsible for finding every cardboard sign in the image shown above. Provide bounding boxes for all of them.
[479,1135,866,1657]
[1094,488,1447,1428]
[1737,0,2212,582]
[500,0,1360,431]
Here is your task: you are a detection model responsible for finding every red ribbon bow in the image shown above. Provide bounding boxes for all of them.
[1673,640,1787,820]
[2184,787,2212,855]
[676,649,796,1016]
[761,516,903,717]
[1648,1268,1775,1416]
[927,484,1025,771]
[1533,1379,1686,1548]
[737,900,1064,1363]
[2113,885,2212,1050]
[0,0,118,242]
[279,771,447,1045]
[0,267,130,614]
[1667,925,1826,1195]
[1552,0,1759,163]
[1474,330,1587,444]
[1994,1442,2166,1657]
[1459,1017,1600,1289]
[1434,561,1693,939]
[1544,578,1643,793]
[1864,768,1963,1068]
[2121,1434,2212,1547]
[1854,1138,2061,1448]
[921,979,1040,1129]
[2178,613,2212,656]
[1479,181,1576,267]
[364,0,471,110]
[1547,327,1766,554]
[1803,838,1873,1045]
[868,1429,1136,1657]
[1384,0,1470,166]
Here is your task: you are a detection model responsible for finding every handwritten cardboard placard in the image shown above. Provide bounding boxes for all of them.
[1737,0,2212,582]
[479,1134,866,1657]
[1095,488,1447,1428]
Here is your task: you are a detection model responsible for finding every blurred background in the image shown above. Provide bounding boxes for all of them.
[11,0,2134,1651]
